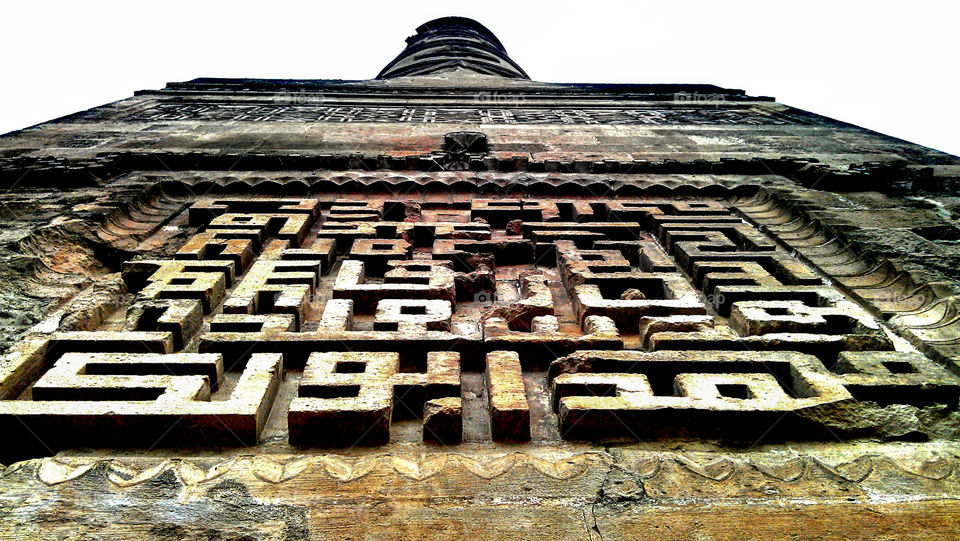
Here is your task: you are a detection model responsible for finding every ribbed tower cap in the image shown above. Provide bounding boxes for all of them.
[377,17,529,79]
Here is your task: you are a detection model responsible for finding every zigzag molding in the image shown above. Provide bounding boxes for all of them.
[152,173,761,197]
[733,190,960,366]
[1,152,945,196]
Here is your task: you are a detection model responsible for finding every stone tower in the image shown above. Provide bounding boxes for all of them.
[0,16,958,539]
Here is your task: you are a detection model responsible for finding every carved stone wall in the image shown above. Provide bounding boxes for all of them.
[2,16,960,538]
[0,173,958,537]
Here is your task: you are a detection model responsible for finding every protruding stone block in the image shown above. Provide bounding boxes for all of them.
[485,350,530,442]
[423,397,463,445]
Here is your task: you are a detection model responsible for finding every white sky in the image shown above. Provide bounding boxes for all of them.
[1,1,957,156]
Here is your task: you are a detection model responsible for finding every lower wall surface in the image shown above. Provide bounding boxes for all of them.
[1,445,958,540]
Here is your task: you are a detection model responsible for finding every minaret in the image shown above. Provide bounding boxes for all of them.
[377,16,529,79]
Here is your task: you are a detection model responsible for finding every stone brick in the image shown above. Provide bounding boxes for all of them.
[485,350,530,442]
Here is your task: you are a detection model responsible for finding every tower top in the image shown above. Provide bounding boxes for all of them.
[377,17,529,80]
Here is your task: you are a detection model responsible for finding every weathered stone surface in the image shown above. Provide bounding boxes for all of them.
[289,350,461,446]
[423,396,463,444]
[1,14,959,539]
[485,351,530,442]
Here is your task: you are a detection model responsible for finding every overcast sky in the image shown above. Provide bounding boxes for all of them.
[2,1,957,156]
